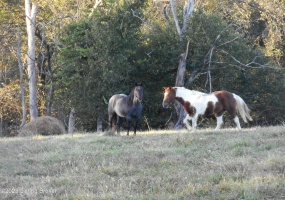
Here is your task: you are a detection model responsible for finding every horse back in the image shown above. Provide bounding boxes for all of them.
[108,94,127,113]
[190,91,236,116]
[213,91,236,108]
[212,91,238,118]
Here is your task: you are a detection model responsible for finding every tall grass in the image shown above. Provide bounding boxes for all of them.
[0,126,285,199]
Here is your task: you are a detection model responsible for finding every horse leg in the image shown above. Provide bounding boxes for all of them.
[234,116,242,131]
[183,115,192,130]
[133,119,139,136]
[215,115,223,130]
[108,114,112,128]
[116,116,122,136]
[191,115,198,132]
[226,103,242,130]
[126,120,130,136]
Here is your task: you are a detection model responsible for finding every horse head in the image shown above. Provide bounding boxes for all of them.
[162,87,176,108]
[134,83,143,103]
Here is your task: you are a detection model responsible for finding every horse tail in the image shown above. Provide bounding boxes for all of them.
[108,96,117,129]
[233,94,253,123]
[110,113,117,128]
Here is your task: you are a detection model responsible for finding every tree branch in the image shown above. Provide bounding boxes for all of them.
[220,50,269,68]
[163,3,170,21]
[182,0,195,34]
[170,0,182,39]
[131,9,145,23]
[205,46,215,92]
[185,68,202,86]
[89,0,103,18]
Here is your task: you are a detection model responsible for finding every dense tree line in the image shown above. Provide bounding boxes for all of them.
[0,0,284,135]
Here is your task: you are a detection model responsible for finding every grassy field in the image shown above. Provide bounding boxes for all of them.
[0,126,285,200]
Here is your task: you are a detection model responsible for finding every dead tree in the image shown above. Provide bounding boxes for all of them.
[25,0,38,120]
[170,0,195,41]
[174,40,190,128]
[17,27,27,129]
[68,108,75,134]
[170,0,195,128]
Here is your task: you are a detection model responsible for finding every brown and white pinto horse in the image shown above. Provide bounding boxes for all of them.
[162,87,252,131]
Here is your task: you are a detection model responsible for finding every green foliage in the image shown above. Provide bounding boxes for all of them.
[56,1,148,131]
[203,0,285,65]
[181,9,285,126]
[0,0,284,134]
[55,0,285,131]
[0,81,22,136]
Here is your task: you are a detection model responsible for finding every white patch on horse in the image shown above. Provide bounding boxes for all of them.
[175,87,218,116]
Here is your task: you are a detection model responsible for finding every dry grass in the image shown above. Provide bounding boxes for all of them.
[0,126,285,199]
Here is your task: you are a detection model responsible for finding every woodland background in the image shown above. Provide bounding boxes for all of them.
[0,0,285,136]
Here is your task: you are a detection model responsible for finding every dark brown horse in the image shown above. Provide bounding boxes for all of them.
[108,84,143,135]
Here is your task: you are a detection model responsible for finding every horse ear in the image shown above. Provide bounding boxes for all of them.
[163,87,172,91]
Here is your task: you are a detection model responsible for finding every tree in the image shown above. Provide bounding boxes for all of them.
[203,0,285,66]
[161,0,195,127]
[146,1,281,128]
[56,1,147,131]
[0,0,284,135]
[17,27,27,129]
[25,0,38,120]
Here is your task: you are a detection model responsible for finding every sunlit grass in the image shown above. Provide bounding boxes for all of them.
[0,133,88,142]
[0,126,284,199]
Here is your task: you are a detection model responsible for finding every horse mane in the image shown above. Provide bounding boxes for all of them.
[127,87,136,105]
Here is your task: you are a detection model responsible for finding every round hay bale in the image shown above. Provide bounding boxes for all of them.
[19,116,66,137]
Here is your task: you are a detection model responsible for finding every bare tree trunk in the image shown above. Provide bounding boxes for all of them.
[182,0,195,34]
[25,0,38,120]
[174,41,190,128]
[0,117,2,136]
[175,41,190,86]
[168,0,195,128]
[68,108,75,134]
[170,0,182,40]
[46,85,54,116]
[35,24,56,116]
[97,104,103,132]
[170,0,195,41]
[46,45,54,116]
[17,26,27,129]
[97,117,102,132]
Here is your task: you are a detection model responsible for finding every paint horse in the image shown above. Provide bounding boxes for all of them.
[162,87,252,131]
[108,84,143,136]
